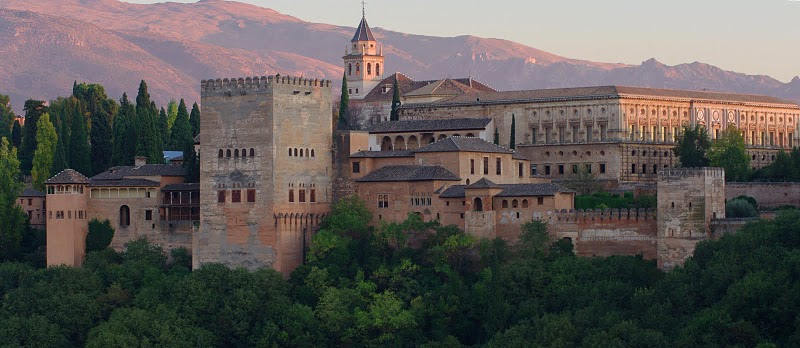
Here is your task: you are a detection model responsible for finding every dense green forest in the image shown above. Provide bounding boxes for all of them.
[1,196,799,347]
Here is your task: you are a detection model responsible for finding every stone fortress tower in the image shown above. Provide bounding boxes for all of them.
[197,76,333,276]
[657,167,725,270]
[342,6,384,100]
[44,169,90,267]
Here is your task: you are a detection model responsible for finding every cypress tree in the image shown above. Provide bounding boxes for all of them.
[19,100,47,175]
[69,108,91,175]
[134,81,163,164]
[167,100,178,132]
[31,113,57,191]
[11,121,21,148]
[169,99,192,151]
[510,114,516,149]
[189,102,201,138]
[159,107,170,148]
[51,119,68,175]
[183,148,200,183]
[0,94,14,141]
[90,109,113,175]
[338,73,350,130]
[493,127,500,145]
[390,77,401,121]
[112,93,132,166]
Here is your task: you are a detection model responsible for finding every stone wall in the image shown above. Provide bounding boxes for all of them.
[726,182,800,209]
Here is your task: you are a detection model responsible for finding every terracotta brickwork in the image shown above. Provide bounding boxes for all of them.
[198,75,333,276]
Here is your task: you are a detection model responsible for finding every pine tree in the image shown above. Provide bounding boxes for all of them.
[494,127,500,145]
[69,107,91,175]
[509,114,516,149]
[90,109,113,175]
[11,121,21,148]
[159,107,170,148]
[31,113,57,191]
[189,102,201,138]
[19,100,47,175]
[167,100,178,132]
[169,99,193,151]
[338,73,350,130]
[390,77,401,121]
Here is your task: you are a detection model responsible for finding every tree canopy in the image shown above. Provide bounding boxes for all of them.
[708,127,750,181]
[673,125,710,168]
[31,113,57,191]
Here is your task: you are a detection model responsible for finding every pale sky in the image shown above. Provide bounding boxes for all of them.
[124,0,800,82]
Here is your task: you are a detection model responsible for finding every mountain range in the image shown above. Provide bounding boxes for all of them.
[1,0,799,113]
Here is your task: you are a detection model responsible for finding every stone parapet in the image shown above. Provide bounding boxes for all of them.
[200,75,331,97]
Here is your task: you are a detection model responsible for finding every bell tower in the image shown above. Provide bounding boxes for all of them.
[343,3,384,99]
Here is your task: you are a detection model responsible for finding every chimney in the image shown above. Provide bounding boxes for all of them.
[134,156,147,167]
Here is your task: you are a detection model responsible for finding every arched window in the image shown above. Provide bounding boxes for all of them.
[348,63,352,76]
[242,149,247,157]
[289,148,292,157]
[512,200,519,208]
[234,149,239,157]
[311,149,315,157]
[356,63,360,73]
[502,200,508,208]
[522,199,529,208]
[120,205,130,227]
[305,149,310,157]
[300,149,304,157]
[376,63,380,75]
[294,148,298,157]
[367,63,372,75]
[218,149,223,158]
[250,148,255,157]
[474,198,483,212]
[226,149,231,157]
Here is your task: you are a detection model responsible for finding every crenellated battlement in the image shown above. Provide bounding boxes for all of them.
[200,74,332,96]
[533,208,657,224]
[659,167,725,180]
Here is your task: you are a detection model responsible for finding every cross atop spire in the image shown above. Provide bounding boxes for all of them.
[362,1,366,18]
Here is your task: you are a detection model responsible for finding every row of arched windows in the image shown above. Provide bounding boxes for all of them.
[347,62,380,77]
[289,148,315,158]
[218,148,256,158]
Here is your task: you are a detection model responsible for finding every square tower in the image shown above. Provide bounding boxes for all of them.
[657,167,725,270]
[197,75,333,275]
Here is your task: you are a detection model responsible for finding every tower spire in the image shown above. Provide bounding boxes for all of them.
[361,1,366,18]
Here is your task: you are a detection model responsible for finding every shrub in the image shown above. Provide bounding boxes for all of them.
[86,219,115,252]
[726,199,758,218]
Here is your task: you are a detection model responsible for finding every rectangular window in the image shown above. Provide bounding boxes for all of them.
[378,194,389,208]
[27,211,32,219]
[674,127,680,142]
[352,161,360,173]
[572,165,578,174]
[145,210,152,221]
[586,125,593,142]
[558,165,564,175]
[641,125,647,141]
[518,163,524,178]
[289,189,294,203]
[470,159,475,175]
[545,127,552,143]
[572,126,579,143]
[544,165,551,175]
[217,191,226,204]
[632,164,636,174]
[483,157,489,175]
[663,127,668,142]
[653,126,658,142]
[653,164,658,174]
[770,132,775,146]
[585,164,591,173]
[558,126,565,143]
[299,189,306,203]
[531,128,537,144]
[496,157,502,175]
[247,189,256,203]
[27,199,31,206]
[600,124,607,141]
[537,197,544,205]
[642,165,647,174]
[310,189,316,203]
[600,163,606,174]
[630,125,636,140]
[530,164,538,176]
[232,190,241,203]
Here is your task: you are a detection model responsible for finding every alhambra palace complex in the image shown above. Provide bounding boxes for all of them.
[36,14,800,275]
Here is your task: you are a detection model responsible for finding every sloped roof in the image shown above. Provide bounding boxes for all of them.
[352,17,376,42]
[356,165,460,182]
[360,73,496,103]
[367,118,491,133]
[422,86,799,107]
[91,164,186,180]
[414,137,513,154]
[438,183,573,198]
[20,188,45,197]
[466,178,502,189]
[89,179,160,188]
[350,150,415,158]
[162,183,200,191]
[45,169,90,185]
[512,151,529,160]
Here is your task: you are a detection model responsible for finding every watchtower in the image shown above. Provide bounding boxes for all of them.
[198,75,333,276]
[657,167,725,270]
[45,169,90,267]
